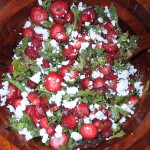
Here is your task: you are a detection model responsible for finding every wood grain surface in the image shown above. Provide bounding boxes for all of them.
[0,0,150,150]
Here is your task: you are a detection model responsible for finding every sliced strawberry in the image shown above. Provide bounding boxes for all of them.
[25,46,40,60]
[92,119,103,132]
[7,63,14,75]
[93,77,106,89]
[33,33,43,40]
[107,78,118,91]
[45,72,63,93]
[101,120,112,131]
[105,54,114,65]
[46,124,55,135]
[53,17,67,25]
[65,10,74,24]
[101,127,113,139]
[106,30,117,43]
[80,77,93,90]
[102,43,118,54]
[99,65,112,76]
[40,97,48,105]
[12,97,22,108]
[25,105,35,117]
[110,50,120,60]
[104,22,115,31]
[81,68,92,76]
[30,6,48,25]
[62,45,79,60]
[61,114,78,130]
[127,96,139,109]
[74,102,90,118]
[49,103,60,112]
[80,124,98,140]
[34,106,45,119]
[49,0,69,18]
[41,59,50,68]
[77,20,83,33]
[22,27,34,38]
[27,79,38,89]
[40,117,49,129]
[27,92,40,106]
[81,8,96,23]
[50,132,69,150]
[54,32,68,43]
[32,117,39,125]
[6,84,18,100]
[31,38,42,48]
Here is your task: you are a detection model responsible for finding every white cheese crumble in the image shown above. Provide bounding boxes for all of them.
[39,128,49,143]
[92,70,104,78]
[29,71,41,84]
[134,82,143,97]
[121,104,134,114]
[23,21,31,28]
[66,87,78,95]
[54,125,63,138]
[19,128,33,141]
[62,98,78,109]
[71,132,82,141]
[38,0,42,6]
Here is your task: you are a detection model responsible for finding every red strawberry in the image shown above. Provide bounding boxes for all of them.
[62,45,79,60]
[34,106,45,119]
[65,10,74,24]
[93,77,106,89]
[25,46,40,60]
[80,124,98,140]
[81,8,96,23]
[27,79,38,89]
[99,65,112,76]
[49,0,69,18]
[92,119,103,132]
[30,6,48,25]
[80,77,93,90]
[12,97,22,108]
[49,103,60,112]
[61,114,78,130]
[45,72,63,92]
[40,117,49,129]
[104,22,115,31]
[46,124,55,135]
[41,59,50,68]
[101,120,112,131]
[106,30,117,43]
[105,54,114,65]
[110,50,120,60]
[31,38,42,48]
[81,68,92,76]
[6,84,18,100]
[27,92,40,106]
[127,96,139,109]
[53,17,66,24]
[50,132,69,149]
[32,117,39,125]
[22,27,34,38]
[33,33,43,40]
[77,20,83,33]
[107,78,118,91]
[102,43,118,54]
[54,32,68,43]
[74,102,90,118]
[40,97,48,105]
[25,105,35,117]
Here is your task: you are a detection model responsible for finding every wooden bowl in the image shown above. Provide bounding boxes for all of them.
[0,0,150,150]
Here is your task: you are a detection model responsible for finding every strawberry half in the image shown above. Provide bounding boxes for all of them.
[102,43,118,54]
[30,6,48,25]
[61,114,78,130]
[27,92,40,106]
[45,72,63,93]
[80,124,98,140]
[6,84,18,100]
[22,27,35,38]
[50,132,69,150]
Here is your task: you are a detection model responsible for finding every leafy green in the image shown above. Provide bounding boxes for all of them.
[108,130,125,140]
[94,5,107,19]
[109,3,118,22]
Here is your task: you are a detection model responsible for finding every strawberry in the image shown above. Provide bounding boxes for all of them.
[25,46,40,60]
[92,119,103,132]
[106,30,117,43]
[25,105,35,117]
[65,10,74,24]
[49,0,69,18]
[99,65,112,76]
[110,50,120,60]
[62,45,79,60]
[127,96,139,109]
[80,124,98,140]
[59,64,78,80]
[81,8,96,23]
[107,78,118,91]
[12,97,22,108]
[102,43,118,54]
[54,32,68,43]
[40,97,48,105]
[45,72,63,92]
[31,38,42,48]
[80,77,93,90]
[34,106,45,119]
[81,68,92,76]
[46,124,55,135]
[40,117,49,129]
[33,33,43,40]
[30,6,48,25]
[27,79,38,89]
[93,77,106,89]
[22,27,34,38]
[6,84,18,100]
[101,120,112,131]
[104,22,115,31]
[74,102,90,118]
[61,114,78,130]
[27,92,40,106]
[53,17,67,25]
[49,103,60,112]
[77,20,83,33]
[32,117,39,125]
[50,132,69,150]
[41,59,50,68]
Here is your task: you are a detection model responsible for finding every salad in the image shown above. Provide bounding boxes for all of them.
[0,0,143,150]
